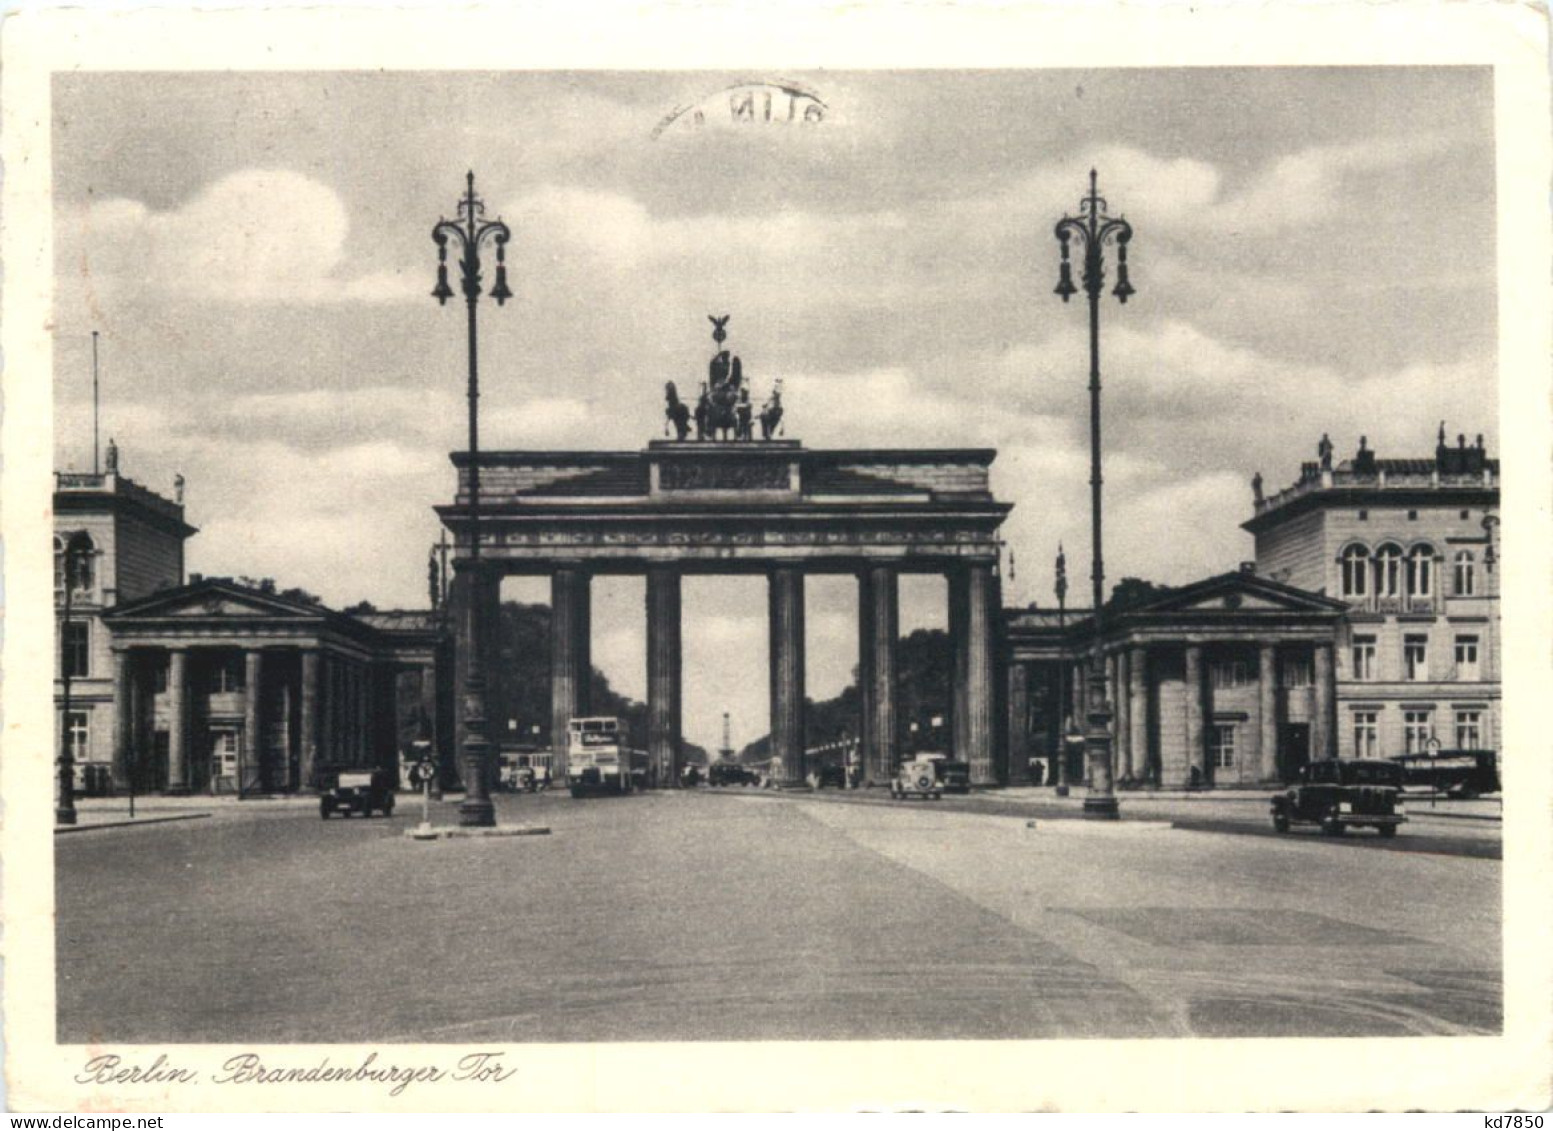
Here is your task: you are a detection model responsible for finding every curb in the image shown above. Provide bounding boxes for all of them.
[56,813,213,834]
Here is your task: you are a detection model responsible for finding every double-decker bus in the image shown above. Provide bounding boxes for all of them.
[565,717,648,797]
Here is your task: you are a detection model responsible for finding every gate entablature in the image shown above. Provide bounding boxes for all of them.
[436,442,1011,570]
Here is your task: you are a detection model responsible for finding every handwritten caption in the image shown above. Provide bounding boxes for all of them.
[76,1052,515,1097]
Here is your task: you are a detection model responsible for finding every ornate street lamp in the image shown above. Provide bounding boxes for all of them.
[56,530,93,826]
[432,171,511,828]
[1054,168,1134,820]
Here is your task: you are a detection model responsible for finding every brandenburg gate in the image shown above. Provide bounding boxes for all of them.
[435,330,1013,789]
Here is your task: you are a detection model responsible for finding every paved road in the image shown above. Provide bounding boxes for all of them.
[55,789,1500,1044]
[735,786,1501,859]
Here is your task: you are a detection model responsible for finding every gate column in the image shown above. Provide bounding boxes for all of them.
[550,568,592,778]
[948,568,970,763]
[646,566,683,788]
[768,567,806,787]
[965,562,998,785]
[859,565,899,785]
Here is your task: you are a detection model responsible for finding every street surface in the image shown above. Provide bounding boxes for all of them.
[56,788,1500,1043]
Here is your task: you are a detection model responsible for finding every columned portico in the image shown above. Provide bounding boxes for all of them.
[768,567,807,787]
[1006,572,1348,791]
[646,566,683,787]
[436,442,1013,793]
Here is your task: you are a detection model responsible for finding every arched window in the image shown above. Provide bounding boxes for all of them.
[1340,544,1369,597]
[1406,544,1435,598]
[54,532,96,597]
[1373,543,1403,599]
[1454,550,1476,597]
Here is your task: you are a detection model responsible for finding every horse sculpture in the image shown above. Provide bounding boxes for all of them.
[759,386,784,440]
[664,381,691,441]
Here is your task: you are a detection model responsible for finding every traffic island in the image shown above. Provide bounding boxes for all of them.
[1022,817,1174,835]
[404,824,551,841]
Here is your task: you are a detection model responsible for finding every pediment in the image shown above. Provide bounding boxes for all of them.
[107,584,325,622]
[1135,573,1344,616]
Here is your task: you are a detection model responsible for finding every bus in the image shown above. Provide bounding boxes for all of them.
[565,717,648,797]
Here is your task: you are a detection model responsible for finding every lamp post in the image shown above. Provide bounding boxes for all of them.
[56,531,92,826]
[1054,542,1071,797]
[1054,168,1134,820]
[432,171,512,828]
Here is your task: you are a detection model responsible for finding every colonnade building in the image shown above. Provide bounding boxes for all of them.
[1003,428,1500,788]
[53,449,449,795]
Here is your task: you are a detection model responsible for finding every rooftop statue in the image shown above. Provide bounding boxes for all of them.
[663,316,789,442]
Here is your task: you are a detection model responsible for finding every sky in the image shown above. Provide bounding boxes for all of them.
[51,68,1498,750]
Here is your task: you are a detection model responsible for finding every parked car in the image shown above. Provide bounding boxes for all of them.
[1271,759,1406,837]
[924,754,971,794]
[891,757,942,801]
[319,767,396,819]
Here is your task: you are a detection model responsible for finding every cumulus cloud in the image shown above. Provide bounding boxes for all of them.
[73,170,420,307]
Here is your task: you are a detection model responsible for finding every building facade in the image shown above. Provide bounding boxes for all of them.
[54,449,451,797]
[1244,428,1500,764]
[1006,571,1348,788]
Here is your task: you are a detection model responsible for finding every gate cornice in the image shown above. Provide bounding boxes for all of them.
[437,443,1013,570]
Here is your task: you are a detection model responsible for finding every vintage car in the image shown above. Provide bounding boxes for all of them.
[319,767,396,819]
[1271,759,1406,837]
[891,757,943,801]
[708,761,759,787]
[924,754,971,794]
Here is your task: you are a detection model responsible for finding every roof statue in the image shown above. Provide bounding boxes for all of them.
[664,315,789,442]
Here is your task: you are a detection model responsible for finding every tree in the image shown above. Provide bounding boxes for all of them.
[1106,577,1174,615]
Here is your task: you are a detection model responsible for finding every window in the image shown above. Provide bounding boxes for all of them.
[1357,509,1368,521]
[1407,510,1419,521]
[1210,724,1236,769]
[1454,551,1476,597]
[1351,635,1377,681]
[1455,710,1482,750]
[1280,655,1313,689]
[153,662,169,693]
[1406,545,1435,598]
[209,655,245,693]
[53,533,96,598]
[1208,659,1252,689]
[64,710,89,762]
[1353,711,1379,759]
[1403,710,1433,754]
[1403,634,1429,681]
[61,621,89,678]
[1373,544,1403,598]
[1340,544,1369,597]
[1454,636,1480,680]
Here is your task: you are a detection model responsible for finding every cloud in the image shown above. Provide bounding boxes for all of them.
[74,170,418,307]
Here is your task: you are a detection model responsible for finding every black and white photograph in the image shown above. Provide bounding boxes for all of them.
[5,3,1550,1114]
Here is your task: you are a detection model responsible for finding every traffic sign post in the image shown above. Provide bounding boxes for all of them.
[409,758,436,832]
